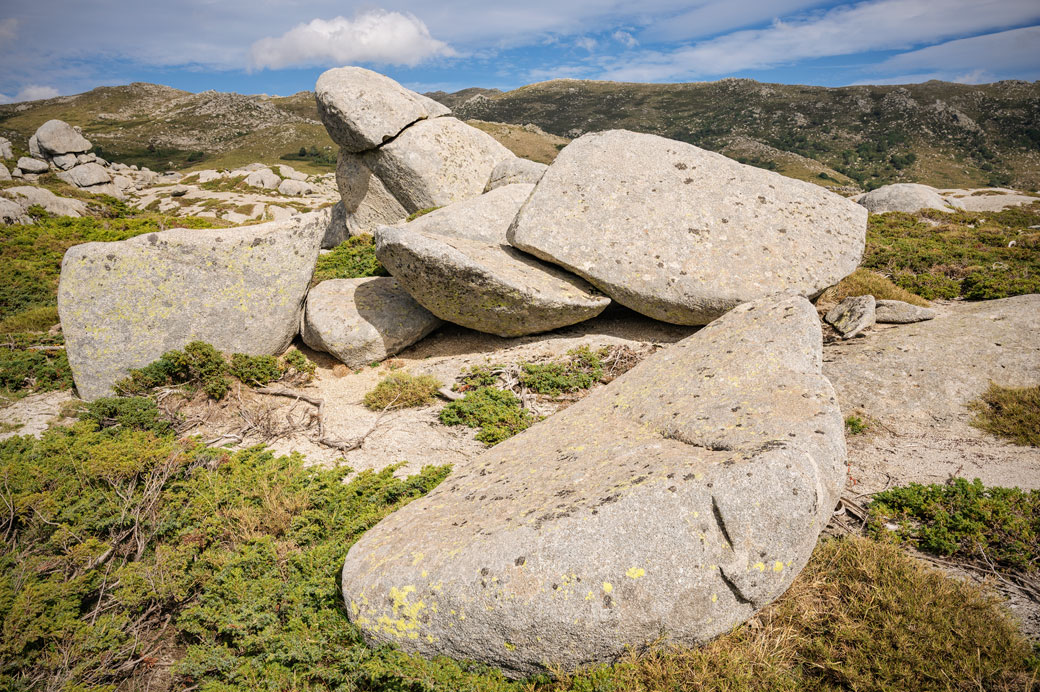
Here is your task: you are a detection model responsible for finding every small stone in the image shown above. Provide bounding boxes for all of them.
[51,153,79,170]
[875,299,936,323]
[245,168,280,189]
[825,295,876,338]
[857,183,963,214]
[277,178,313,196]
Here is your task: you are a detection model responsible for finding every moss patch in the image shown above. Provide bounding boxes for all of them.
[968,383,1040,447]
[405,206,442,222]
[312,234,388,285]
[519,346,605,397]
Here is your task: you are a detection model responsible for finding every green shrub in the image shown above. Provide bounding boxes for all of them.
[80,396,172,435]
[457,364,502,389]
[869,478,1039,573]
[968,383,1040,446]
[844,415,868,435]
[519,346,604,397]
[118,340,230,399]
[0,333,73,398]
[363,371,442,410]
[228,352,283,386]
[439,387,536,446]
[282,347,316,381]
[312,234,388,284]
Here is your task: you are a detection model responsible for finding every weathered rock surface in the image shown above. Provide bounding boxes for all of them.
[364,117,514,213]
[874,299,935,323]
[57,162,111,188]
[278,178,313,196]
[2,186,88,217]
[323,201,349,249]
[825,295,875,338]
[508,130,867,325]
[302,277,443,368]
[58,212,327,400]
[28,135,42,159]
[51,153,78,170]
[375,185,609,336]
[335,150,408,235]
[0,197,25,224]
[35,119,92,155]
[316,66,450,152]
[486,156,548,191]
[196,169,223,183]
[856,183,962,214]
[341,295,846,676]
[17,156,49,174]
[245,168,281,190]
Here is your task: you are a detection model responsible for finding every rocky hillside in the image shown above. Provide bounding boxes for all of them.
[432,78,1040,190]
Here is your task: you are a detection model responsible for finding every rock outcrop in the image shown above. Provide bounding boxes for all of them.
[341,294,846,676]
[508,130,866,325]
[316,66,450,152]
[336,151,407,235]
[374,185,609,336]
[2,186,88,217]
[302,277,442,368]
[58,212,327,400]
[857,183,963,214]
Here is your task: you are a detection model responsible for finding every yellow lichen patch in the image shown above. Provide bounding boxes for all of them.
[711,593,718,603]
[773,561,785,573]
[603,582,614,594]
[585,590,594,601]
[411,551,424,566]
[753,562,766,572]
[504,641,516,651]
[626,567,646,579]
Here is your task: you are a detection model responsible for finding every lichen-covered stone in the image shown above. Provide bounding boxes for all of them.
[874,299,936,324]
[508,130,867,325]
[316,66,450,153]
[302,277,442,368]
[364,117,514,213]
[35,119,92,155]
[58,212,327,400]
[825,295,875,338]
[857,183,962,214]
[374,185,609,337]
[341,294,846,677]
[336,150,407,236]
[485,156,547,191]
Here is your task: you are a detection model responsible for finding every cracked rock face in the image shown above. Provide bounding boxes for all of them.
[316,66,450,153]
[508,130,867,325]
[58,212,326,400]
[340,294,846,677]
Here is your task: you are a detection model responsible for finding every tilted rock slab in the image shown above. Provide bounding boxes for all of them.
[3,186,88,217]
[302,277,443,368]
[341,295,846,677]
[509,130,867,325]
[486,156,548,191]
[364,117,514,213]
[58,212,326,400]
[857,183,962,214]
[375,184,609,337]
[336,150,407,236]
[17,156,49,174]
[35,119,92,155]
[316,66,450,153]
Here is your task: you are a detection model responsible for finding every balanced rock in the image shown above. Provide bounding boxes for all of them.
[341,294,846,677]
[857,183,962,214]
[302,277,442,368]
[17,156,49,174]
[875,299,935,323]
[58,212,327,400]
[335,150,407,236]
[364,117,514,213]
[486,156,547,191]
[316,66,450,152]
[245,168,280,190]
[825,295,875,338]
[57,162,111,188]
[508,130,866,325]
[35,120,92,156]
[375,184,609,337]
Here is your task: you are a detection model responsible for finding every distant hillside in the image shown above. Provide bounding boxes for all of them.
[429,78,1040,190]
[0,83,336,173]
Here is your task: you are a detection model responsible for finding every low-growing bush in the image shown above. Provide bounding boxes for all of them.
[520,346,605,397]
[439,387,536,446]
[968,382,1040,447]
[0,332,73,399]
[80,396,172,435]
[312,234,388,284]
[363,371,442,410]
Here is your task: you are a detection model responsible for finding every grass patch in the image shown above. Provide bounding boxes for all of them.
[363,371,442,410]
[817,268,930,309]
[844,415,869,435]
[406,206,442,222]
[968,383,1040,447]
[312,234,388,285]
[439,387,537,446]
[870,478,1039,575]
[0,305,59,334]
[863,205,1040,300]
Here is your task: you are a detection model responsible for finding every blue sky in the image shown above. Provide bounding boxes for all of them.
[1,0,1038,102]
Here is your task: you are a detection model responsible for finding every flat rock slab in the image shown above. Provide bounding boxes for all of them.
[509,130,866,325]
[375,185,609,337]
[58,212,326,400]
[17,157,49,174]
[856,183,962,214]
[825,295,875,338]
[341,295,846,677]
[316,66,450,153]
[365,117,514,213]
[35,119,91,155]
[302,277,443,368]
[875,299,936,323]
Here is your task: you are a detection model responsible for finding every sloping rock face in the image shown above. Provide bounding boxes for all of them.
[336,150,408,236]
[58,212,326,400]
[316,66,450,152]
[35,119,92,155]
[302,277,442,368]
[374,185,609,336]
[341,295,846,677]
[364,117,514,213]
[486,157,548,191]
[857,183,961,213]
[509,130,866,325]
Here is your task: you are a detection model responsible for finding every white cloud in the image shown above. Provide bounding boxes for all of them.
[877,25,1040,75]
[575,36,598,51]
[612,30,638,48]
[600,0,1040,81]
[249,9,455,70]
[0,84,60,103]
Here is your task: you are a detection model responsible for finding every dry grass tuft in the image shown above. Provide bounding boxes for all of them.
[363,371,442,411]
[969,382,1040,447]
[817,268,931,310]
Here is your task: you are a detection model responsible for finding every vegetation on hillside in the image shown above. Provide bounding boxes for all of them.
[969,383,1040,447]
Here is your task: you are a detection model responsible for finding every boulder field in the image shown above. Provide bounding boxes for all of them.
[340,295,846,676]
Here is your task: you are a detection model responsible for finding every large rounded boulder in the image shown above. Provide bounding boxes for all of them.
[34,119,92,156]
[340,294,846,677]
[508,130,867,325]
[856,183,963,214]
